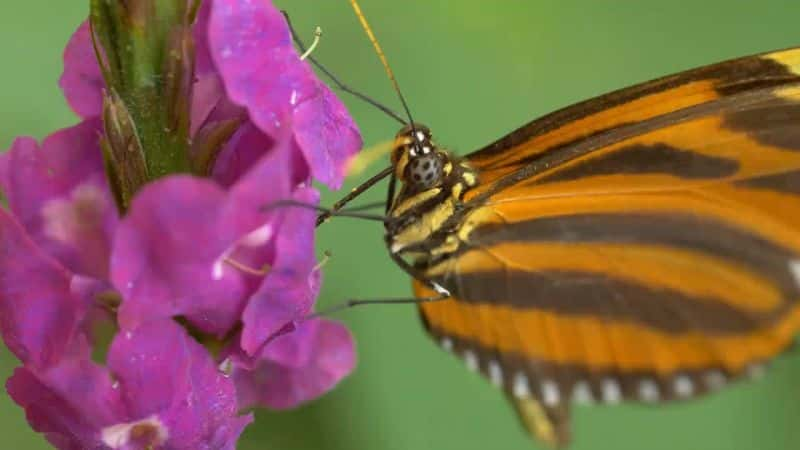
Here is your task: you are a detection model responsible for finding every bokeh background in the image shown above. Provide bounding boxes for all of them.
[2,1,800,449]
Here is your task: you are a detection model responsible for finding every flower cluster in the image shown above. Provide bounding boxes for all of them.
[0,1,360,448]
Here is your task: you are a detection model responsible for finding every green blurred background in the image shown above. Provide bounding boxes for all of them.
[2,1,800,449]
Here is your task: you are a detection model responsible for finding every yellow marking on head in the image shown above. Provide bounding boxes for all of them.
[391,188,441,217]
[394,135,413,148]
[394,149,410,178]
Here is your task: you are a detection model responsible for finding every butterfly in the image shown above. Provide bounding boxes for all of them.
[399,46,800,447]
[306,4,800,447]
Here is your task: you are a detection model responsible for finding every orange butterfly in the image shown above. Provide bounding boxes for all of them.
[311,3,800,447]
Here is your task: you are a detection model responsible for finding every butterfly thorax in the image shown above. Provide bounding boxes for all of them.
[384,124,478,265]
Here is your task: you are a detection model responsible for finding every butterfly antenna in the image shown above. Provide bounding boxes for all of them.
[349,0,417,128]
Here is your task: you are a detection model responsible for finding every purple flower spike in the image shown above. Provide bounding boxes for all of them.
[3,1,361,445]
[234,318,356,410]
[59,21,104,119]
[8,321,252,450]
[209,0,362,188]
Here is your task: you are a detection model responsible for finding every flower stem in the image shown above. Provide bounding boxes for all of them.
[90,0,196,209]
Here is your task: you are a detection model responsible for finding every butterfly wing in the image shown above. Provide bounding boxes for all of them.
[415,47,800,447]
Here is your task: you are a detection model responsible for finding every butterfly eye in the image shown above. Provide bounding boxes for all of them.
[405,153,443,189]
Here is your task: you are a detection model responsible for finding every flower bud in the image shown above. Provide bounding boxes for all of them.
[101,89,148,209]
[90,0,195,208]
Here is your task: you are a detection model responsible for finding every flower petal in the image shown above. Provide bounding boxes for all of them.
[7,321,251,450]
[209,0,361,188]
[6,359,123,449]
[107,321,252,449]
[1,119,117,279]
[193,0,215,78]
[239,186,320,355]
[211,121,278,189]
[293,81,362,189]
[114,126,302,334]
[0,210,89,368]
[190,74,246,139]
[208,0,300,135]
[220,126,293,229]
[59,20,104,119]
[234,318,356,410]
[112,176,248,335]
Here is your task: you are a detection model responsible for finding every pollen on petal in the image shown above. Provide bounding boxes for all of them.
[41,183,107,244]
[101,415,168,449]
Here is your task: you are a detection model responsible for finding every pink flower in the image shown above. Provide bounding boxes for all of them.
[1,1,360,447]
[7,321,252,450]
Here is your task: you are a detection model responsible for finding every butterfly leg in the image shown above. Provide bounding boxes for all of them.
[308,293,448,319]
[262,198,389,222]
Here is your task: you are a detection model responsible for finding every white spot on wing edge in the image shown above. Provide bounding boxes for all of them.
[673,375,694,398]
[463,350,479,372]
[440,337,453,352]
[488,360,503,387]
[541,379,560,406]
[572,380,594,404]
[746,363,766,380]
[601,378,622,404]
[512,372,530,398]
[638,379,660,403]
[704,370,726,390]
[790,260,800,286]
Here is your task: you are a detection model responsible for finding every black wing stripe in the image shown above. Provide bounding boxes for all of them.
[537,143,740,183]
[735,169,800,194]
[466,213,800,300]
[723,97,800,151]
[435,269,766,334]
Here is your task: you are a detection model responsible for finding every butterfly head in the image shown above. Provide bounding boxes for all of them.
[392,123,448,191]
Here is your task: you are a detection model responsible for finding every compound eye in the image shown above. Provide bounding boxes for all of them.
[406,153,443,189]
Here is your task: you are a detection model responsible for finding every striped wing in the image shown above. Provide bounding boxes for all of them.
[415,47,800,447]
